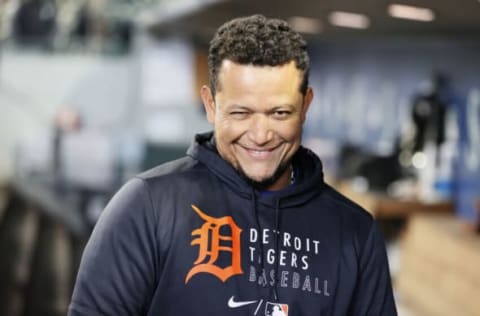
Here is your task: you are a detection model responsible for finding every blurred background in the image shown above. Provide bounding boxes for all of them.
[0,0,479,315]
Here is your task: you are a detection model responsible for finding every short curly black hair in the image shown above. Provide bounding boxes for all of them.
[208,14,310,96]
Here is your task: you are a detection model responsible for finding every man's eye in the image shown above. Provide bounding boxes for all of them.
[230,112,249,119]
[272,111,291,119]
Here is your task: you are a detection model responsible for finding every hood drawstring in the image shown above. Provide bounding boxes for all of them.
[271,198,281,302]
[251,189,266,288]
[252,188,283,302]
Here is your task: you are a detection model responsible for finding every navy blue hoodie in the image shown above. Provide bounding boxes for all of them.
[69,132,397,316]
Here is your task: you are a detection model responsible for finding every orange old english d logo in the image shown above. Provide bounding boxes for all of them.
[185,205,243,283]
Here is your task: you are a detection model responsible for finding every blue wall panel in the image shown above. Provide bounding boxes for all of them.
[305,38,480,225]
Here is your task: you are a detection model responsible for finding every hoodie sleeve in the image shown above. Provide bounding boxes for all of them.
[348,221,398,316]
[68,178,158,316]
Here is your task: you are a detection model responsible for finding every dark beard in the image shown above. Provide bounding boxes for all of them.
[237,162,291,191]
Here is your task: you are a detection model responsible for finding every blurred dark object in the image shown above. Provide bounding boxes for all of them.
[0,185,87,316]
[111,20,133,54]
[395,72,457,202]
[410,72,450,160]
[70,4,133,54]
[22,217,72,316]
[0,194,36,316]
[338,143,405,192]
[13,0,57,50]
[71,4,91,43]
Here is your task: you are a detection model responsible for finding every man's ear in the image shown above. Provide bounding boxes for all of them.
[201,85,216,124]
[301,87,314,123]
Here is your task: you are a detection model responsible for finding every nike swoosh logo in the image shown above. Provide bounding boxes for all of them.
[227,296,258,308]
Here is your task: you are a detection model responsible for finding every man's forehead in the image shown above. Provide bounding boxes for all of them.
[217,59,302,85]
[219,59,298,71]
[213,59,305,98]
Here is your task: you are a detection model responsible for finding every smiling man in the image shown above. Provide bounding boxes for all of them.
[69,15,397,316]
[202,58,312,190]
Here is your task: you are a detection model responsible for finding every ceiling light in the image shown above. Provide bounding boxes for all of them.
[328,11,370,29]
[288,16,323,34]
[388,4,435,22]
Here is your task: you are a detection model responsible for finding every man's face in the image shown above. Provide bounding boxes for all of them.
[201,60,313,190]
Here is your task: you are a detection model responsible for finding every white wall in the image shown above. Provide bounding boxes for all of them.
[0,37,211,183]
[0,51,105,182]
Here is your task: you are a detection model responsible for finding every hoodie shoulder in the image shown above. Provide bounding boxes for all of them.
[322,183,374,222]
[137,155,204,181]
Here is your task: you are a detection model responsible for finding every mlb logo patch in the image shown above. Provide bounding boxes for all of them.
[265,302,289,316]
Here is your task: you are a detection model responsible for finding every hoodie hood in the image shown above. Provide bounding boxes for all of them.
[187,131,325,208]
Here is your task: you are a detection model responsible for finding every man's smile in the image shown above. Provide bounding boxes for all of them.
[237,144,281,160]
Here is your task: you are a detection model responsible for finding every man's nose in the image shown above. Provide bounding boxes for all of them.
[247,114,273,145]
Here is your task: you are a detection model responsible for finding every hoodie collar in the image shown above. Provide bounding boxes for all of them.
[187,132,325,208]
